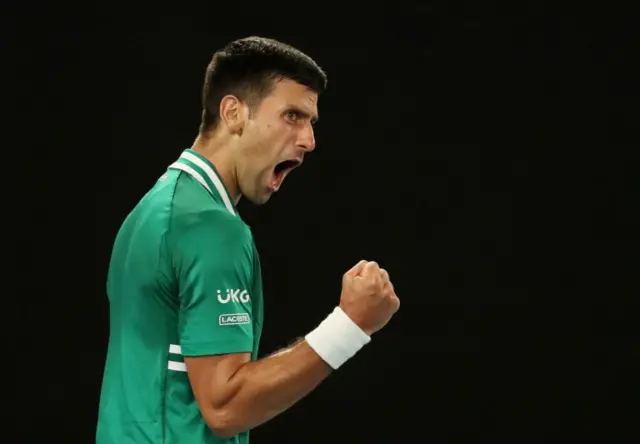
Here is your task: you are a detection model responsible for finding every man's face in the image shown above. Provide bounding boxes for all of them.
[235,78,318,205]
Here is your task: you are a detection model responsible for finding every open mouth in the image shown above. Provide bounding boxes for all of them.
[270,158,302,191]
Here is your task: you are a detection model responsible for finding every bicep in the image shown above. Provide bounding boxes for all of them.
[185,352,251,411]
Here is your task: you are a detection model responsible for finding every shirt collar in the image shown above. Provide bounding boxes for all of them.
[168,149,237,216]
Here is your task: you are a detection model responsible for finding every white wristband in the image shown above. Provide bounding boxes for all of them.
[305,307,371,369]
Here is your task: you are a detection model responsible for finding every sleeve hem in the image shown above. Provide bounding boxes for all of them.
[181,341,253,357]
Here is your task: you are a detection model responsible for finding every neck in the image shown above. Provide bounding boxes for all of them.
[191,132,242,204]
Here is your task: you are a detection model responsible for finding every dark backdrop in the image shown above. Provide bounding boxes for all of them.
[17,5,637,443]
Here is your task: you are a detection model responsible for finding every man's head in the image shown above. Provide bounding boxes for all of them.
[199,36,327,205]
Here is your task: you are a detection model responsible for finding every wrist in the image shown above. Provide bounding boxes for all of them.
[305,306,371,370]
[338,304,374,336]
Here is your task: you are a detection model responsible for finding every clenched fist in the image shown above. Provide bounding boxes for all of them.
[339,260,400,336]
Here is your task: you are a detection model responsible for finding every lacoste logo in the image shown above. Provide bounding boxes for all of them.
[217,289,251,304]
[219,313,250,326]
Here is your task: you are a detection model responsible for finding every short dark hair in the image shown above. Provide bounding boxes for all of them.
[199,36,328,134]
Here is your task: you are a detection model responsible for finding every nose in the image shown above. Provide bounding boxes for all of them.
[297,122,316,153]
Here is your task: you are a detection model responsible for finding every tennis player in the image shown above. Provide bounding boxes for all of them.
[96,36,400,444]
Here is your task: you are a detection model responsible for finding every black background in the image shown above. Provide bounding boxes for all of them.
[15,3,638,443]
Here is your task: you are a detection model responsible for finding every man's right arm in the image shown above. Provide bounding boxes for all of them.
[185,259,396,439]
[173,214,398,438]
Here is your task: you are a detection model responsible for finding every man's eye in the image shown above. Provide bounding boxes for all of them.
[285,111,299,121]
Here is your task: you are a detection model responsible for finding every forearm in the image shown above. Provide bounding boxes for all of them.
[205,307,372,438]
[211,340,332,436]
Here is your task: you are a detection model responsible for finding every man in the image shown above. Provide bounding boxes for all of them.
[96,36,400,443]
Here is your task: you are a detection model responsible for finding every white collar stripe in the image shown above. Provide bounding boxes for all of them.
[180,152,236,216]
[168,162,213,195]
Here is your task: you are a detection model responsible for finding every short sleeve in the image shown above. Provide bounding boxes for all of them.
[172,211,255,357]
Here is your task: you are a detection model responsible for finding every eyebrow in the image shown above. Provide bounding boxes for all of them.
[290,106,319,124]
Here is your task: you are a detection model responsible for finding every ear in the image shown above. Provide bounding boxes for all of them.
[219,95,247,135]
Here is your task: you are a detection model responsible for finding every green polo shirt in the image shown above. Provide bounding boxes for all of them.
[97,149,264,443]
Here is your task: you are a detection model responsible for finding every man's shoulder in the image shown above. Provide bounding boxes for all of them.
[169,200,252,248]
[173,206,249,235]
[139,168,252,250]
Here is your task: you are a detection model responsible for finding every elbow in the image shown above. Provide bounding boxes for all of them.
[205,407,244,439]
[210,426,237,440]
